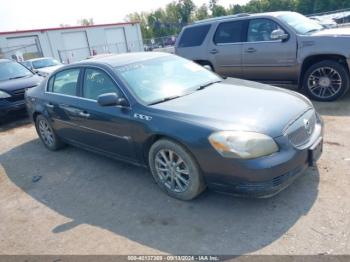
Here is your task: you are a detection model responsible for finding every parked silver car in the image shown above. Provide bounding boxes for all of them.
[175,11,350,101]
[22,57,63,77]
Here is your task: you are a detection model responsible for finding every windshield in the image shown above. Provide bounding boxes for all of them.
[32,58,61,69]
[115,55,221,105]
[0,61,33,81]
[278,12,323,34]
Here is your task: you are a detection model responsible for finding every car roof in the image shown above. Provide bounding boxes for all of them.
[77,52,171,67]
[193,11,293,25]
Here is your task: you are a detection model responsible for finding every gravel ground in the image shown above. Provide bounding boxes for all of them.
[0,93,349,255]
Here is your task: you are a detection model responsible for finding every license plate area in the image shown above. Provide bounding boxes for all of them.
[309,137,323,167]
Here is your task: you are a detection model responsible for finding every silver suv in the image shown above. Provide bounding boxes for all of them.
[175,11,350,101]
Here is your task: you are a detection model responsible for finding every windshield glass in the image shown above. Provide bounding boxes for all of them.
[32,58,61,69]
[278,12,323,34]
[115,55,221,105]
[0,61,33,81]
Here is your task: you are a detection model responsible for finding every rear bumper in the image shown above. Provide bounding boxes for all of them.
[0,99,26,117]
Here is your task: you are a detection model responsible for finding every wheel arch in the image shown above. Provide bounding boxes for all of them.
[142,133,199,168]
[299,54,349,88]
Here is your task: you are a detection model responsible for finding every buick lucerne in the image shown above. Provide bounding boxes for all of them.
[25,52,323,200]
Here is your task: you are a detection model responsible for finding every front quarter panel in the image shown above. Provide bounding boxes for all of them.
[297,35,350,63]
[130,105,216,166]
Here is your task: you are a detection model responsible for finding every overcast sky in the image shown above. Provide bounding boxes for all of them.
[0,0,250,32]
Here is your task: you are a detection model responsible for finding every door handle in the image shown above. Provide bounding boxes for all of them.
[78,111,90,118]
[245,48,257,53]
[45,103,54,108]
[209,49,219,54]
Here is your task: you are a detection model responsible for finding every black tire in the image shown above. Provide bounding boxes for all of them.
[302,60,350,101]
[149,139,206,201]
[35,115,65,151]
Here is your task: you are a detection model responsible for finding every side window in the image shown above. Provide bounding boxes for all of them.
[178,24,211,48]
[214,20,244,44]
[47,76,54,92]
[83,68,121,100]
[247,19,281,42]
[51,69,80,96]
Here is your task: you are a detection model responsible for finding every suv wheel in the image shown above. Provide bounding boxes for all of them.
[149,139,206,200]
[35,115,65,151]
[303,60,350,101]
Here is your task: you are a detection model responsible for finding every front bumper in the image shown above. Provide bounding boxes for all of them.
[199,119,324,198]
[0,99,26,117]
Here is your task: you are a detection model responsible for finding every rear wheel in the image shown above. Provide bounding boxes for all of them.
[302,60,350,101]
[35,115,65,151]
[149,139,206,200]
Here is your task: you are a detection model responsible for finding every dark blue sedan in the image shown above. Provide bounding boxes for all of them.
[0,59,42,119]
[25,52,324,200]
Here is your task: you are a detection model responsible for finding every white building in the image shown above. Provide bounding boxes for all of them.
[0,22,143,63]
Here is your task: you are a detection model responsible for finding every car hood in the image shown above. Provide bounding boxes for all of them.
[151,78,313,138]
[0,74,43,93]
[312,27,350,36]
[37,65,63,74]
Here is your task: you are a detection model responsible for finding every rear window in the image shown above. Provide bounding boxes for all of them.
[214,20,245,44]
[178,24,211,48]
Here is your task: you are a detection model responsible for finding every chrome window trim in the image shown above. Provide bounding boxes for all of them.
[45,65,132,109]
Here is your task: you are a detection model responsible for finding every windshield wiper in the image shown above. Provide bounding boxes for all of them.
[148,95,182,105]
[197,80,222,91]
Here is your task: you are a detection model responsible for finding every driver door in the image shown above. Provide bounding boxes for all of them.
[71,67,136,161]
[242,18,297,81]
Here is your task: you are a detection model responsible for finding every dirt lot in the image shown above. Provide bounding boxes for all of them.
[0,92,350,255]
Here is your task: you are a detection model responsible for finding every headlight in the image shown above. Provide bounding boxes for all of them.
[0,90,11,99]
[208,131,279,159]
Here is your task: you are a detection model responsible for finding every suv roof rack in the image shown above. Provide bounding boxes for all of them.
[194,13,250,24]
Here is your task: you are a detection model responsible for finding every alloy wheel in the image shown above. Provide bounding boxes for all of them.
[154,149,191,193]
[38,119,55,147]
[307,67,342,99]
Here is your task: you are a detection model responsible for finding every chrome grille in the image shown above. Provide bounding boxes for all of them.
[285,109,317,148]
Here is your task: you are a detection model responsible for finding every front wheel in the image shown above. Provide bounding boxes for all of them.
[149,139,206,201]
[302,60,350,101]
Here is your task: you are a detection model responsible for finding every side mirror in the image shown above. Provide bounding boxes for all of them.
[271,29,289,41]
[97,93,129,107]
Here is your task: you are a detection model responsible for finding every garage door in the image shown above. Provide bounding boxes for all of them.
[105,28,127,54]
[6,36,42,60]
[62,31,90,63]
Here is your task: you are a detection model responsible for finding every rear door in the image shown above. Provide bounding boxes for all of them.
[242,18,297,81]
[208,20,245,78]
[45,68,84,142]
